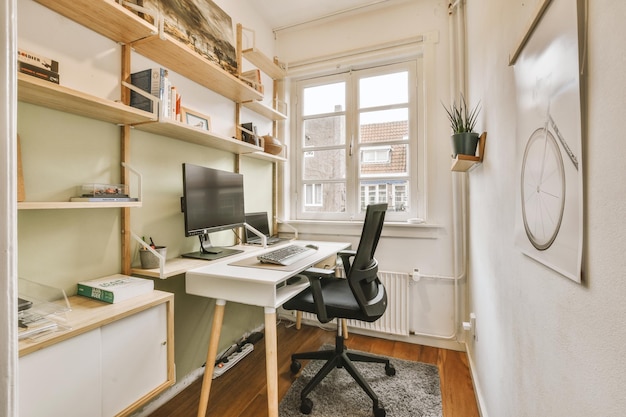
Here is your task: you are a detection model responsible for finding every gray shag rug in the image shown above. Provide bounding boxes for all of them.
[279,347,442,417]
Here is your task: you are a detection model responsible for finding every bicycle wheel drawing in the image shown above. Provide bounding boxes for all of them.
[520,127,566,251]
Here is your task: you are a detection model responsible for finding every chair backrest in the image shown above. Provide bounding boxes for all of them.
[346,203,388,320]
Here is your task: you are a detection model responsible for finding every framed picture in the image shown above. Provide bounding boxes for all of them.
[182,107,211,131]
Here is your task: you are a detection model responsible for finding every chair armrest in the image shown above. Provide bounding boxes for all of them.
[301,267,336,277]
[302,274,331,323]
[338,250,356,276]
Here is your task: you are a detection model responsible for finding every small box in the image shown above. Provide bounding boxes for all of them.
[79,183,129,198]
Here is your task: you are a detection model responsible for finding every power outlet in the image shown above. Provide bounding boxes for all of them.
[469,313,477,342]
[462,313,477,342]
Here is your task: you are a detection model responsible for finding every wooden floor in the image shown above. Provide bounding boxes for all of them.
[148,321,480,417]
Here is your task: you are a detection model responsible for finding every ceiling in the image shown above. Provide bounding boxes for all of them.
[249,0,393,31]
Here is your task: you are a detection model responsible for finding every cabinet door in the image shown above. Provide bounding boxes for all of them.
[100,304,168,417]
[19,329,102,417]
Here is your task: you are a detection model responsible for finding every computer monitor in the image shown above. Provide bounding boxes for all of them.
[181,163,245,260]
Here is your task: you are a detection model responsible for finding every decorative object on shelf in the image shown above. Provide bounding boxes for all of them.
[182,107,211,131]
[140,246,168,269]
[125,0,238,76]
[240,122,259,145]
[442,93,481,157]
[262,135,283,155]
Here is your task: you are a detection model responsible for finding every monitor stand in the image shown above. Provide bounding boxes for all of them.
[182,233,243,261]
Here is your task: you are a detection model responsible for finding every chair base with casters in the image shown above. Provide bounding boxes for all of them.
[289,320,395,417]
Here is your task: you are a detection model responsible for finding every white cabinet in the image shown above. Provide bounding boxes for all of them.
[101,305,168,417]
[19,292,174,417]
[19,330,102,417]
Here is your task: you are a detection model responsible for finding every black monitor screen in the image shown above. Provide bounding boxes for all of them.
[182,163,245,237]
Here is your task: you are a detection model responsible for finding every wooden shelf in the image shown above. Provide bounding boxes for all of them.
[34,0,157,44]
[133,118,263,154]
[244,151,287,163]
[242,48,286,80]
[19,290,173,355]
[131,257,209,279]
[18,74,155,125]
[34,0,262,103]
[131,34,263,103]
[18,201,142,210]
[451,132,487,172]
[241,100,287,121]
[451,154,482,172]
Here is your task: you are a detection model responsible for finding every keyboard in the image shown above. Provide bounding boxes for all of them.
[257,244,316,266]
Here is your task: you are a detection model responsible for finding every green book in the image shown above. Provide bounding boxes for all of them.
[77,274,154,304]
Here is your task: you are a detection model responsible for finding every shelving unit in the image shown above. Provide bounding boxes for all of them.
[451,132,487,172]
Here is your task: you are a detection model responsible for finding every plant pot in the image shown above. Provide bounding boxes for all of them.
[451,132,480,157]
[139,246,167,269]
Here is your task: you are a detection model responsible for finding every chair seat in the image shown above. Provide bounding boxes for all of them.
[284,278,380,323]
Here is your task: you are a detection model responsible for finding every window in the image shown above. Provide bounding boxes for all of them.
[294,61,419,221]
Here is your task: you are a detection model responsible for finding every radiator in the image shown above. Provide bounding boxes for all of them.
[301,270,411,336]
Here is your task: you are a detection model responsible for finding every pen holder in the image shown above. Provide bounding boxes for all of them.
[139,246,167,269]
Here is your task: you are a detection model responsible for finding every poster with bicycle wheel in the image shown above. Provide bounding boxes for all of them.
[512,0,584,283]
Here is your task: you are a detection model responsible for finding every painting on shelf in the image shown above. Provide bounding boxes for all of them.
[127,0,238,76]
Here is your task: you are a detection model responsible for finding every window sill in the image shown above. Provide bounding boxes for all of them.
[278,219,443,239]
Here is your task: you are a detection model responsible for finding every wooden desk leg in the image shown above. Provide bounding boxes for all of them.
[197,299,226,417]
[264,307,279,417]
[295,311,302,329]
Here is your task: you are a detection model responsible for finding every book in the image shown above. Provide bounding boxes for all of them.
[18,61,60,84]
[18,48,59,73]
[130,67,169,114]
[70,197,139,202]
[77,274,154,304]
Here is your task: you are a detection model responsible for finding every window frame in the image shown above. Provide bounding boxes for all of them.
[290,56,425,223]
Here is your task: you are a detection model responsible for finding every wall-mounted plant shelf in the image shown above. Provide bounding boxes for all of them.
[451,132,487,172]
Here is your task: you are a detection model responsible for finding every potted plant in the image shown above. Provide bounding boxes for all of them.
[443,93,481,157]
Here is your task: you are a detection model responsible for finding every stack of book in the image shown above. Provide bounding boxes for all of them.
[130,67,182,121]
[18,49,60,84]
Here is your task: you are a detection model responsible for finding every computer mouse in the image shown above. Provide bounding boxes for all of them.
[305,244,318,250]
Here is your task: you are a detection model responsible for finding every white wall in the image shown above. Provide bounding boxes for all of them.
[275,0,467,348]
[465,0,626,416]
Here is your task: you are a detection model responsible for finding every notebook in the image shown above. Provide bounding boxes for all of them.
[245,212,289,245]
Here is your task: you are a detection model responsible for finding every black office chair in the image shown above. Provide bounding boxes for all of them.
[283,203,395,417]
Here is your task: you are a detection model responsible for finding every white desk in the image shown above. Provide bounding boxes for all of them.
[186,240,351,417]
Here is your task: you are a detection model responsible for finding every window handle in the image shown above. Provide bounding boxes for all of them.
[349,136,354,156]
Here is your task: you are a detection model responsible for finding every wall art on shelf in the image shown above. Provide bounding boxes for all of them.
[182,107,211,131]
[511,0,584,283]
[127,0,238,76]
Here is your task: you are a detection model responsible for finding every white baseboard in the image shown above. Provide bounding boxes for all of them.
[464,341,488,417]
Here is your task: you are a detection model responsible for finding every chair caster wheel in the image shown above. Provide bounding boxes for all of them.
[300,397,313,414]
[373,405,386,417]
[290,360,302,374]
[385,363,396,376]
